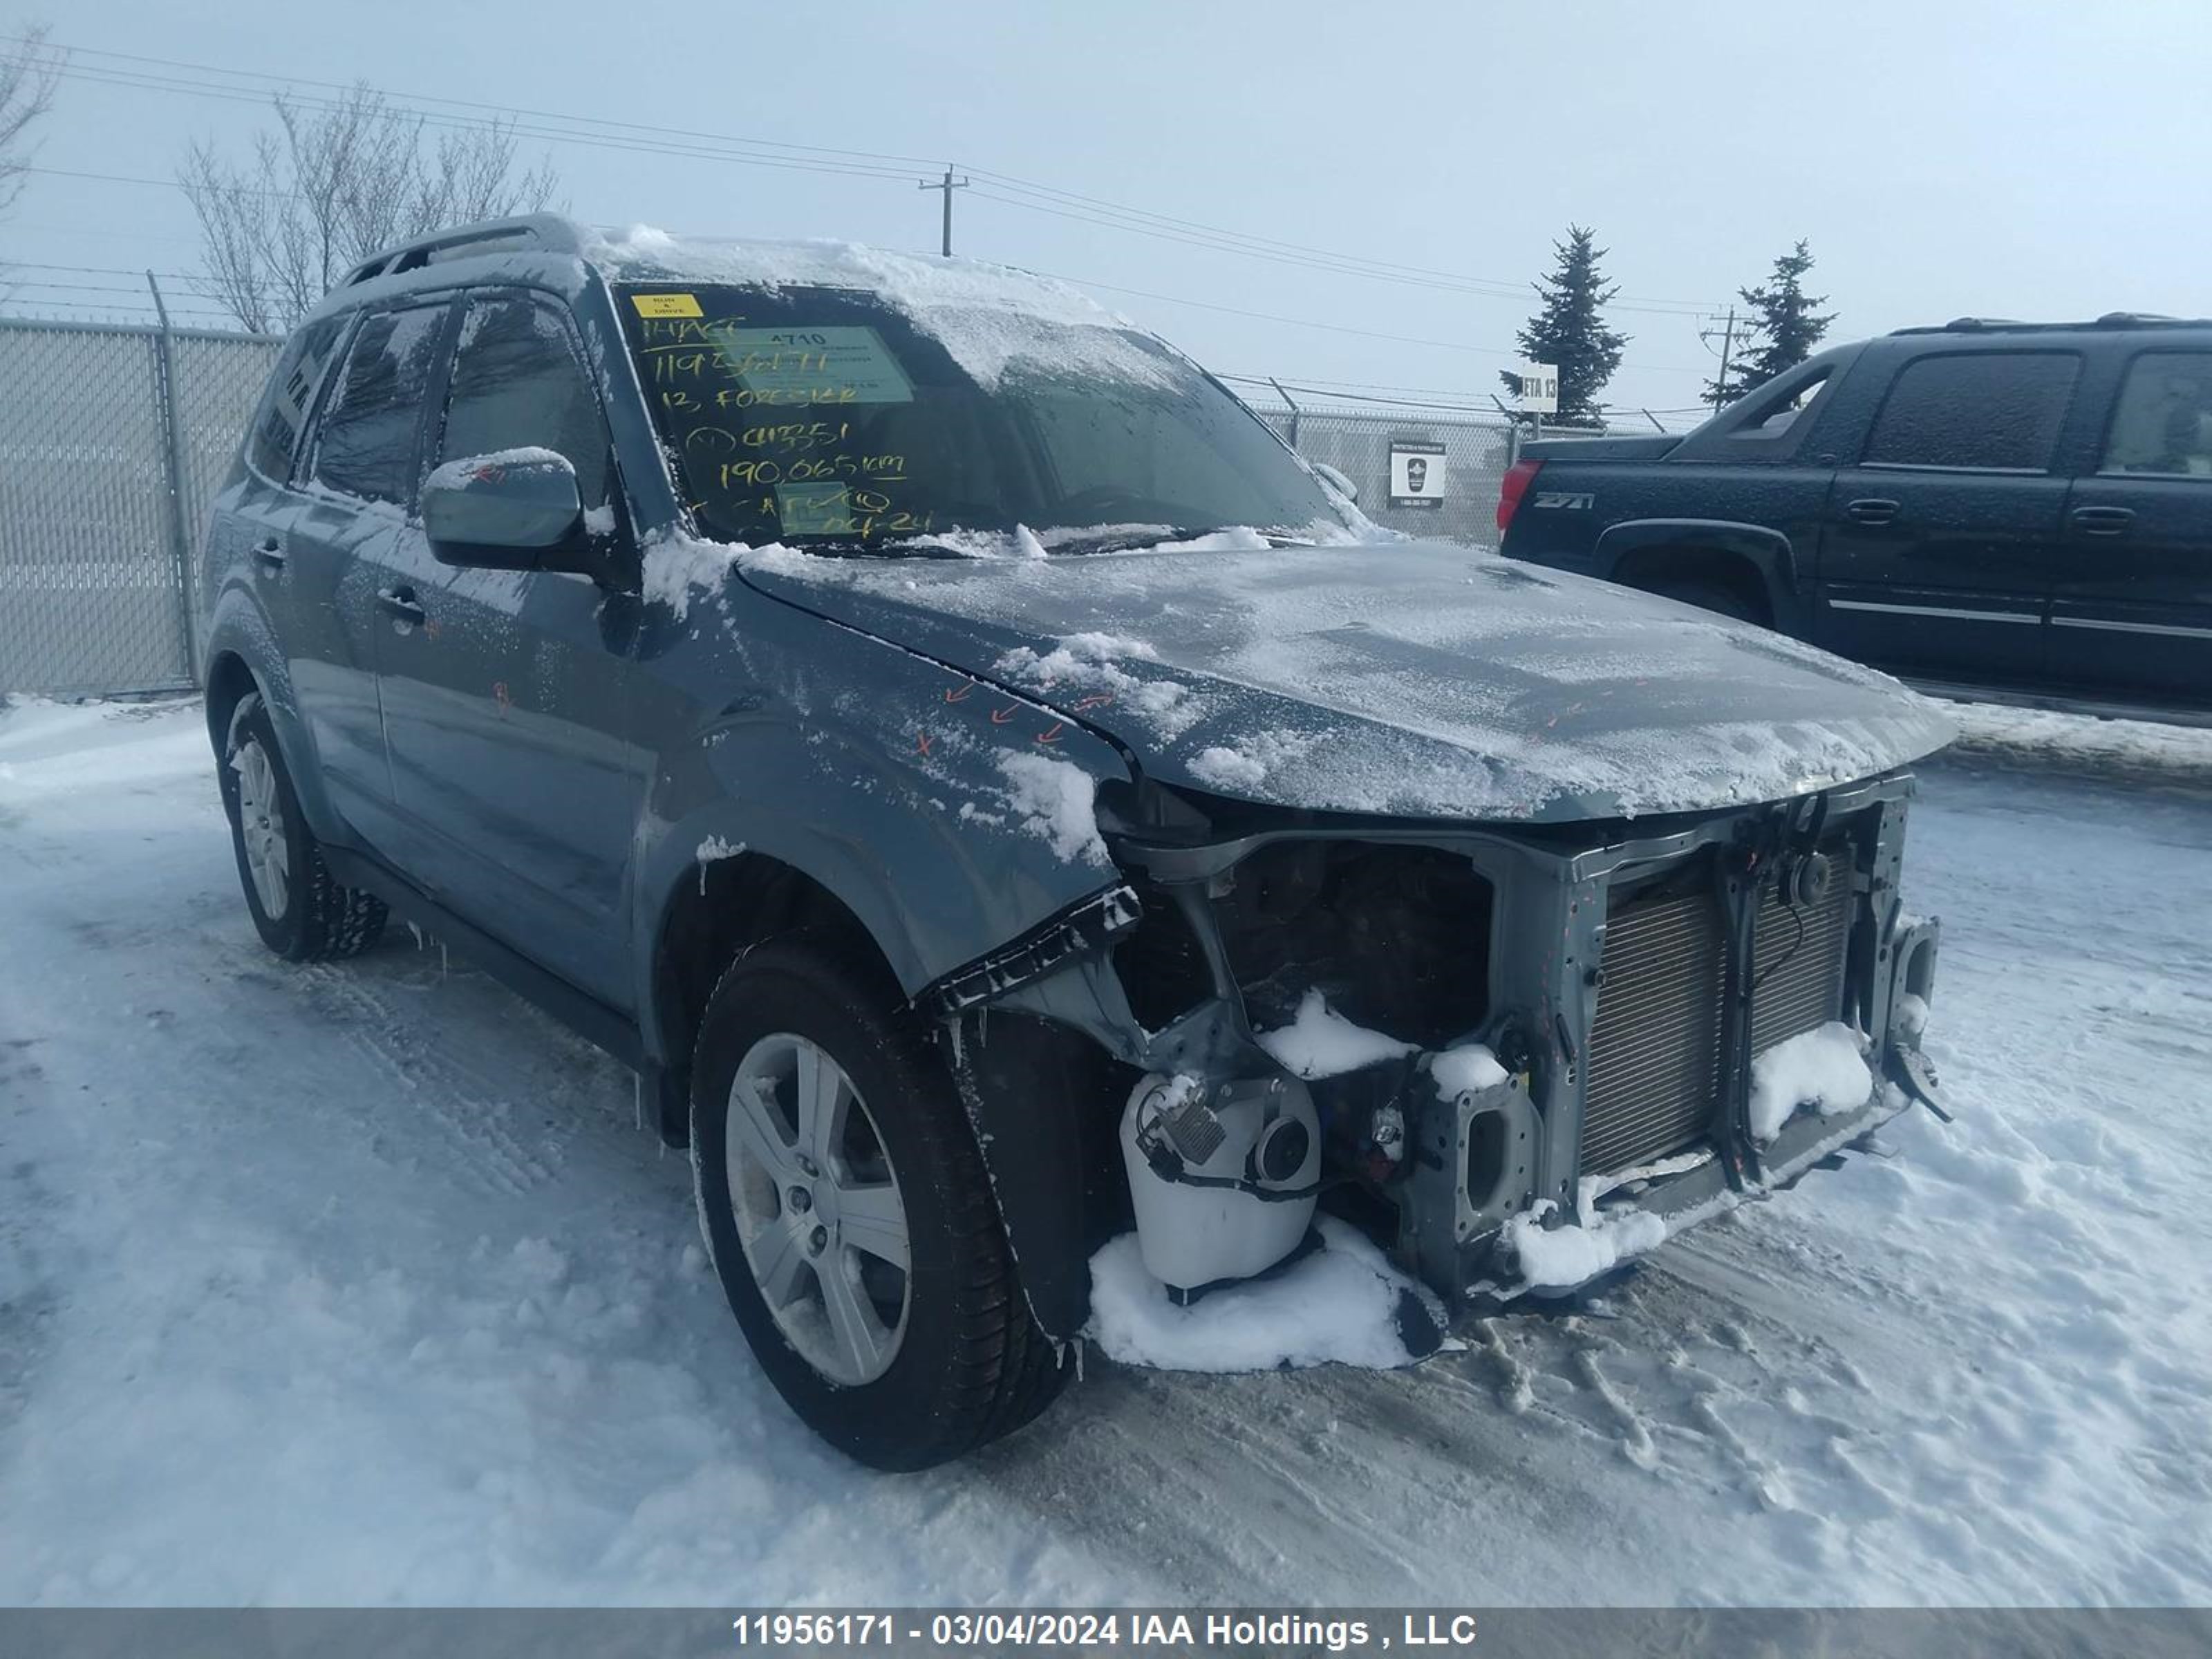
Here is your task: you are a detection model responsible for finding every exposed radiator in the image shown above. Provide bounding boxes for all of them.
[1579,842,1854,1176]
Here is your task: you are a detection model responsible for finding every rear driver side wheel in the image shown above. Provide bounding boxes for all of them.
[218,693,388,962]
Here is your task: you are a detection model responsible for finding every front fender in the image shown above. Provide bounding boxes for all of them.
[632,621,1134,1055]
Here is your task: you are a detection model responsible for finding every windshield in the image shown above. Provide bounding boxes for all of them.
[616,282,1342,552]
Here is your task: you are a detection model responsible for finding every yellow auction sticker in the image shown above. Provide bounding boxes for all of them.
[631,292,703,318]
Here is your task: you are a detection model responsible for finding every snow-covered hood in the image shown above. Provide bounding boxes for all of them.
[732,539,1956,823]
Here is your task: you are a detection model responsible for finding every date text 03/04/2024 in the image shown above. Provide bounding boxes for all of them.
[727,1611,1483,1651]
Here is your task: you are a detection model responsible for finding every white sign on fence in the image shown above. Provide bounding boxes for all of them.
[1512,361,1559,414]
[1387,440,1447,509]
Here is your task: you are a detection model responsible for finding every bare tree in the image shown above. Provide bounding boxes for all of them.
[1,22,61,230]
[179,84,560,335]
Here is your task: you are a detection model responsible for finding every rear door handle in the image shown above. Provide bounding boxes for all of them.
[252,536,286,568]
[2071,505,2136,536]
[1844,498,1900,525]
[376,585,425,624]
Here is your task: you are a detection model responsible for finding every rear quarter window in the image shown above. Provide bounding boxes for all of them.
[2099,351,2212,477]
[309,304,450,506]
[1862,350,2079,471]
[245,315,348,483]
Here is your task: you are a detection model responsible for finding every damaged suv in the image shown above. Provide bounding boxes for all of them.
[200,215,1955,1469]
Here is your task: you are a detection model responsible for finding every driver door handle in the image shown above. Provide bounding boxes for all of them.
[1844,498,1900,525]
[376,585,425,624]
[2071,504,2135,536]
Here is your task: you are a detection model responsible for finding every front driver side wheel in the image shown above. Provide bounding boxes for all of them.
[218,693,388,962]
[689,937,1068,1470]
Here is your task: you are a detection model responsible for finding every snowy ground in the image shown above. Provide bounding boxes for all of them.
[1,695,2209,1606]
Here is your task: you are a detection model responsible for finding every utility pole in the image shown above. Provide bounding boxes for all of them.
[919,165,971,256]
[1701,304,1742,411]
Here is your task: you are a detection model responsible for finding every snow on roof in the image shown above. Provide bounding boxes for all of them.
[581,224,1173,389]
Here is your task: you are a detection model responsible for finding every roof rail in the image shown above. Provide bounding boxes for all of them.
[337,214,588,290]
[1889,312,2211,336]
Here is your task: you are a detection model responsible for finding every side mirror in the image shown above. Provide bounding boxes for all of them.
[1311,460,1358,504]
[422,450,586,572]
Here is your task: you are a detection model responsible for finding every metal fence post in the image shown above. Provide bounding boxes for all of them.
[1268,377,1302,449]
[145,271,201,684]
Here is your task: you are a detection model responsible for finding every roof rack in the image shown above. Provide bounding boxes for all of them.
[337,214,588,290]
[1889,312,2211,335]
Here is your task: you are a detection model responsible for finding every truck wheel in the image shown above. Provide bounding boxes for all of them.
[1642,577,1763,625]
[218,693,388,961]
[689,937,1068,1470]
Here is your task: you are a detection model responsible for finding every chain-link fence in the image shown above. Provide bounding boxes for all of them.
[0,317,280,697]
[1252,402,1522,547]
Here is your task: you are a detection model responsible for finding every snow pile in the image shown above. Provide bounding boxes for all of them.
[1503,1199,1669,1291]
[1085,1219,1445,1373]
[1188,730,1317,793]
[1895,992,1931,1039]
[1431,1042,1508,1097]
[1748,1021,1875,1142]
[638,532,742,619]
[1255,989,1416,1079]
[422,446,567,492]
[1940,699,2212,776]
[994,751,1108,867]
[991,632,1194,733]
[1152,526,1272,553]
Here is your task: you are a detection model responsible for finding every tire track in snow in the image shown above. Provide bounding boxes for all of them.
[297,962,559,1199]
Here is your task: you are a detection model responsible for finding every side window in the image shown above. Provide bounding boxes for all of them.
[247,315,348,482]
[435,294,612,509]
[1862,351,2079,471]
[2099,353,2212,478]
[310,304,449,505]
[1725,366,1833,440]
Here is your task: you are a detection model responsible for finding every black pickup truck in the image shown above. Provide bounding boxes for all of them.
[1497,316,2212,717]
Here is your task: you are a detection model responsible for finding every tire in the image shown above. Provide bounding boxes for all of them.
[1642,576,1763,625]
[689,936,1069,1470]
[218,693,388,962]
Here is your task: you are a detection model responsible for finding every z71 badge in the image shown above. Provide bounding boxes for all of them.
[1533,490,1595,510]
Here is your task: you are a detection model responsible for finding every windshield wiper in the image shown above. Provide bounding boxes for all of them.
[790,538,973,561]
[1048,526,1221,555]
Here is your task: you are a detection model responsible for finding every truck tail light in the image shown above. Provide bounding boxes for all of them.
[1495,459,1544,536]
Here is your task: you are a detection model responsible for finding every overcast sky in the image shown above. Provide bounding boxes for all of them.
[4,1,2206,416]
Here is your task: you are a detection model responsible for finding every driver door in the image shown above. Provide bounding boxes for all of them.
[371,289,646,1009]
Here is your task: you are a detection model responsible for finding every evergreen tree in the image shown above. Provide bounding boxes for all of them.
[1501,225,1628,428]
[1709,239,1836,404]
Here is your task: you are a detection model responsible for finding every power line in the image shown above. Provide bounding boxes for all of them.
[6,34,1728,316]
[971,179,1716,317]
[1047,270,1714,379]
[0,34,946,171]
[24,59,932,185]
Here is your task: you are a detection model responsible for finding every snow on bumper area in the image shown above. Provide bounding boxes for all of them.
[3,696,2211,1604]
